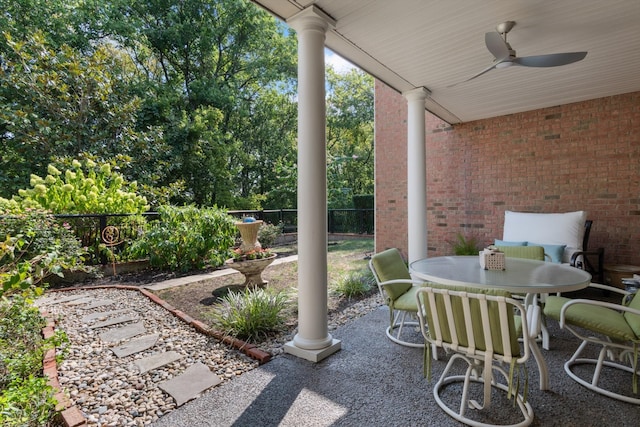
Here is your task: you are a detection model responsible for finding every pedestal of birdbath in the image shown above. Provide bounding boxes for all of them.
[226,219,275,287]
[225,255,277,288]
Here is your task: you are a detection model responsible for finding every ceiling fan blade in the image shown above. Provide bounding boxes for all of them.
[514,51,587,67]
[447,61,500,87]
[485,31,510,60]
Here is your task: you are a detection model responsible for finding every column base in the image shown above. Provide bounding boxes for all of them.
[283,339,341,362]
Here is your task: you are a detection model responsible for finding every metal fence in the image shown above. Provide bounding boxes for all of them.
[227,208,374,234]
[10,209,373,265]
[53,212,160,265]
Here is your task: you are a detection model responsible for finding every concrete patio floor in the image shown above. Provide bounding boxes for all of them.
[152,304,640,426]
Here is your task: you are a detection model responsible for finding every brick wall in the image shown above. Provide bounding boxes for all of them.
[375,80,640,266]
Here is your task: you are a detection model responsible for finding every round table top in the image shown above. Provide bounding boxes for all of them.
[409,256,592,294]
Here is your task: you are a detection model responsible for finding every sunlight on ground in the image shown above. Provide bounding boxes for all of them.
[279,388,348,426]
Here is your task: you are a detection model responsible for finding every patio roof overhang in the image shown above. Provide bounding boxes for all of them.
[248,0,640,362]
[251,0,640,124]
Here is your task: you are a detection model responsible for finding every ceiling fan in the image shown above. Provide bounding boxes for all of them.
[449,21,587,87]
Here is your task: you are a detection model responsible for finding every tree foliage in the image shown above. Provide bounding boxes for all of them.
[0,31,159,198]
[94,0,299,207]
[0,0,373,211]
[326,67,375,208]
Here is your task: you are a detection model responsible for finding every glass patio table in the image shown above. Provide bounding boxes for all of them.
[409,255,592,390]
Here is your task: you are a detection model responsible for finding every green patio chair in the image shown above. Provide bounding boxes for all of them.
[369,248,426,348]
[544,283,640,404]
[497,244,554,350]
[416,284,536,427]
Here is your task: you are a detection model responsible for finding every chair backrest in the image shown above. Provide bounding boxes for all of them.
[369,248,412,300]
[416,284,529,362]
[495,245,545,261]
[624,291,640,338]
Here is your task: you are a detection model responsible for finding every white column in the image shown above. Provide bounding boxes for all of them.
[404,88,430,264]
[285,6,340,362]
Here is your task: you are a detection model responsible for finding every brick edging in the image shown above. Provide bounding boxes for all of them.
[138,287,272,364]
[41,311,87,427]
[42,284,273,427]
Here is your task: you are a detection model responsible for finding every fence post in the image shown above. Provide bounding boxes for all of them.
[328,210,334,233]
[99,214,108,264]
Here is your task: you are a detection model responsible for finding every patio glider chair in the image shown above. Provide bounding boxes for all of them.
[501,210,605,283]
[369,248,425,348]
[544,283,640,404]
[416,284,537,427]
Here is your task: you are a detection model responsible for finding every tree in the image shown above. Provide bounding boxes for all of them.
[0,1,375,212]
[99,0,299,207]
[326,67,374,208]
[1,0,299,209]
[0,31,170,202]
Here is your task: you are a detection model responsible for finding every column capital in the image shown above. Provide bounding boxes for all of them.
[402,87,431,102]
[288,5,336,33]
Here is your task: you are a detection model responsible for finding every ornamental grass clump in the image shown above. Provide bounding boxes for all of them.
[330,269,375,299]
[210,287,291,342]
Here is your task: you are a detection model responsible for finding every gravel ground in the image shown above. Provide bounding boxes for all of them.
[41,286,383,426]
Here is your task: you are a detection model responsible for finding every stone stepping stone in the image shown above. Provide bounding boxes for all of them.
[35,294,90,307]
[66,297,98,306]
[159,362,222,406]
[99,321,146,343]
[89,315,137,329]
[133,351,182,374]
[83,299,116,309]
[110,334,159,358]
[82,309,131,324]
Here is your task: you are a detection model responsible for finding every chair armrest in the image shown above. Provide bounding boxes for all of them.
[378,279,425,288]
[570,247,604,266]
[570,247,605,283]
[376,279,425,303]
[584,282,631,296]
[559,297,640,329]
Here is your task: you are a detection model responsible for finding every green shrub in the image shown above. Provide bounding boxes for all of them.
[0,375,57,427]
[209,287,291,341]
[2,159,149,214]
[0,158,151,265]
[126,205,236,271]
[258,222,283,248]
[0,221,72,425]
[1,211,88,266]
[330,269,375,299]
[0,295,69,427]
[0,212,89,297]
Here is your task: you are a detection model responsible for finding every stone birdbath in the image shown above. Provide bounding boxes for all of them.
[225,218,276,288]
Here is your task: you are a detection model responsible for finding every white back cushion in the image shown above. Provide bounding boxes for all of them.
[503,211,587,262]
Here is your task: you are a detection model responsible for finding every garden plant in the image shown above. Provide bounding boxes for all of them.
[0,216,83,426]
[126,205,237,271]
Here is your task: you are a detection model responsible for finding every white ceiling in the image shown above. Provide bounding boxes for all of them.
[251,0,640,124]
